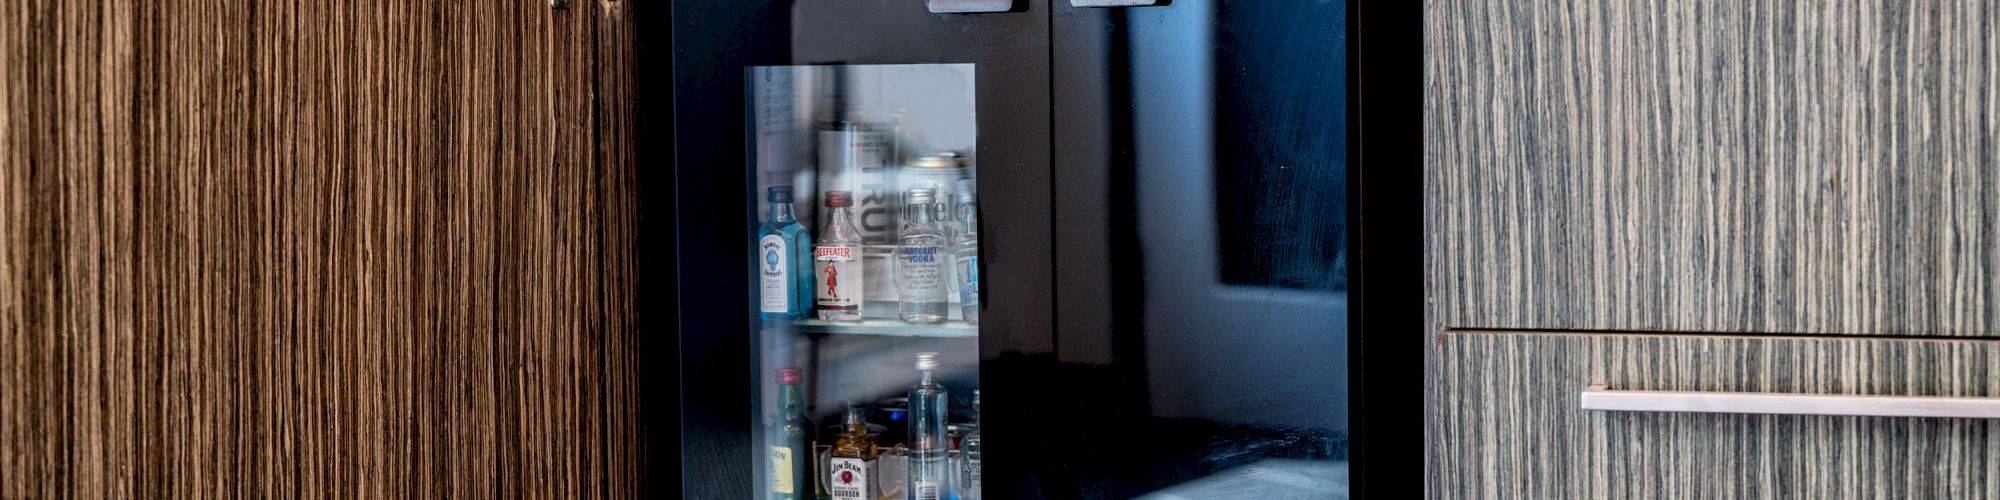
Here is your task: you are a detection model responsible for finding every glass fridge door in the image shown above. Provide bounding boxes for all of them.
[670,2,1053,499]
[749,64,985,500]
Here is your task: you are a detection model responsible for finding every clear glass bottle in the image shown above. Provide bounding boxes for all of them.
[907,353,949,500]
[816,191,866,321]
[959,390,980,500]
[897,188,948,324]
[769,368,813,500]
[827,403,880,500]
[950,179,979,325]
[760,186,813,320]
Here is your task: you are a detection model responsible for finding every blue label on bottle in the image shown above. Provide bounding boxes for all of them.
[957,255,977,302]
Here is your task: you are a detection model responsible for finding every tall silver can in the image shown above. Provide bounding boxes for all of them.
[899,152,972,306]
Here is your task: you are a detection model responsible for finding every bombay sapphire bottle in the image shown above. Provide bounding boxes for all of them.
[760,186,813,320]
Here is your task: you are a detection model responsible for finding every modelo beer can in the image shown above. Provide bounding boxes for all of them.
[899,152,970,218]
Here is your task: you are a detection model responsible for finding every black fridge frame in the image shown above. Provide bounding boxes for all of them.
[650,0,1423,496]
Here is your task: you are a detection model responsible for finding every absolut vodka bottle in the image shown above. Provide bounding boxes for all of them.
[760,186,813,320]
[908,353,949,500]
[897,188,948,324]
[816,191,865,321]
[951,179,979,325]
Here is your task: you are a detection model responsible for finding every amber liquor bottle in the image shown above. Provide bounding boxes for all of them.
[825,405,880,500]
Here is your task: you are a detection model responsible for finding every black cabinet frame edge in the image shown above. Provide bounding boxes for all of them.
[1348,0,1425,497]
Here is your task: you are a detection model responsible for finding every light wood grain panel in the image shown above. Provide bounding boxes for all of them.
[0,0,642,497]
[1426,0,2000,335]
[1427,331,2000,498]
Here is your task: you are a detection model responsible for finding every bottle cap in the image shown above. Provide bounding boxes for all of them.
[904,151,967,169]
[825,191,853,208]
[915,352,940,370]
[778,367,801,384]
[955,179,976,203]
[768,186,794,203]
[905,187,936,205]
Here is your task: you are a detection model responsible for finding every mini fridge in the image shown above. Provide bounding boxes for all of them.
[664,1,1394,497]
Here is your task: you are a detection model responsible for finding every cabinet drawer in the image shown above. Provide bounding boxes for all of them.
[1428,331,2000,498]
[1426,0,2000,336]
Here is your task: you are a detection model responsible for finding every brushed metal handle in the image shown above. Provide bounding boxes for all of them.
[1580,384,2000,419]
[928,0,1013,13]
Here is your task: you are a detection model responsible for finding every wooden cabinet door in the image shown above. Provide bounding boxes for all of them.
[1427,0,2000,337]
[0,1,643,496]
[1429,331,2000,498]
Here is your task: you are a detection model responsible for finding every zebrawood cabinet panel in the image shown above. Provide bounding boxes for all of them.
[1426,0,2000,336]
[0,0,643,497]
[1427,331,2000,498]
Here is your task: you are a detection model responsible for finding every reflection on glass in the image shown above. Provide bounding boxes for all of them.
[1113,0,1348,497]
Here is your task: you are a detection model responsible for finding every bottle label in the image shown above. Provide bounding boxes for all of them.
[913,480,942,500]
[899,246,944,296]
[761,235,788,313]
[968,465,981,495]
[768,445,795,494]
[955,254,978,303]
[815,245,863,316]
[827,457,878,500]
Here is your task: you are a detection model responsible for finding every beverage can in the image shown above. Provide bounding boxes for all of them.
[900,153,971,305]
[899,152,971,218]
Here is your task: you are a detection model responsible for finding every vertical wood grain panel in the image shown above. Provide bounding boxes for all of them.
[0,0,643,496]
[1428,331,2000,498]
[1427,0,2000,336]
[593,1,641,496]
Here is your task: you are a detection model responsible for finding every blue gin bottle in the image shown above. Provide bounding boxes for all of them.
[759,186,813,320]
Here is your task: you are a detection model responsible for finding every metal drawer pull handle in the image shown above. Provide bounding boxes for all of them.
[1580,384,2000,419]
[928,0,1013,13]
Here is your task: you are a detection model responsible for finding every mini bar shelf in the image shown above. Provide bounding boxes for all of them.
[773,319,978,339]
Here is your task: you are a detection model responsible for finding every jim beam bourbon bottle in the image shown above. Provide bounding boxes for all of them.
[816,191,865,321]
[826,404,880,500]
